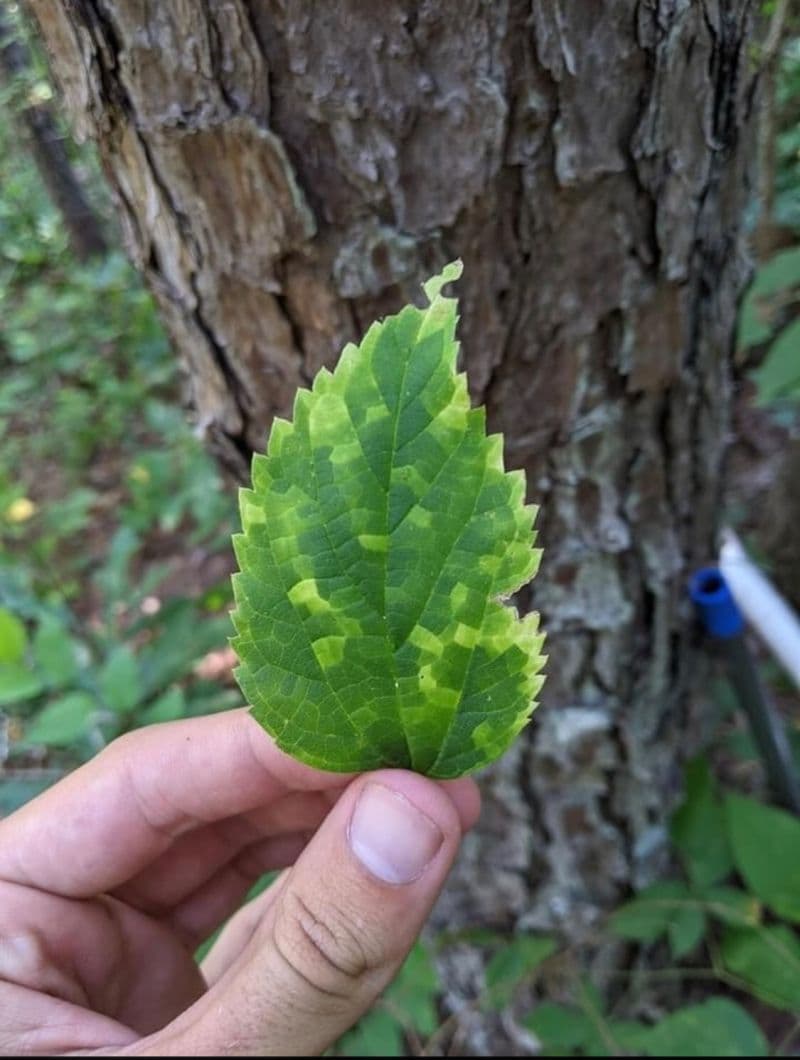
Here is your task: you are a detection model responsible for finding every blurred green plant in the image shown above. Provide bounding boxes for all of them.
[0,23,237,803]
[0,580,237,775]
[739,31,800,415]
[773,37,800,233]
[320,756,800,1056]
[740,245,800,407]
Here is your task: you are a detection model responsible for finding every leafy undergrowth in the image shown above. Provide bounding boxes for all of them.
[329,758,800,1057]
[0,82,237,802]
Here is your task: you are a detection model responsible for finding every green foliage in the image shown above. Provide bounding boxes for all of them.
[611,881,706,960]
[671,757,734,889]
[725,793,800,922]
[1,597,234,765]
[737,36,800,415]
[525,1002,600,1054]
[598,757,800,1054]
[527,990,767,1056]
[721,924,800,1011]
[482,935,556,1011]
[333,943,440,1056]
[524,982,650,1058]
[752,316,800,404]
[233,263,544,778]
[739,246,800,408]
[24,691,96,747]
[0,64,237,813]
[0,607,27,663]
[774,38,800,232]
[640,998,767,1057]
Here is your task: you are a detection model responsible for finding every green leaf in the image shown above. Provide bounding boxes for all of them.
[670,757,733,889]
[721,924,800,1011]
[24,692,95,746]
[753,317,800,403]
[98,645,141,713]
[737,295,772,350]
[0,775,54,814]
[725,793,800,922]
[751,245,800,297]
[232,263,545,777]
[667,904,705,959]
[483,935,556,1011]
[383,941,439,1035]
[0,607,26,663]
[612,1021,655,1055]
[525,1004,647,1058]
[0,663,43,705]
[334,1008,404,1057]
[609,881,695,943]
[641,998,767,1057]
[32,616,79,687]
[332,942,439,1057]
[136,603,231,699]
[524,1003,594,1052]
[139,686,187,724]
[701,885,762,928]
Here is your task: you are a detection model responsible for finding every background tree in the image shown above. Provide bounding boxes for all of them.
[28,0,757,1028]
[0,1,106,260]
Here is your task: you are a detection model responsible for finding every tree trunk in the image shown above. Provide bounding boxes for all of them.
[0,1,107,260]
[31,0,756,1043]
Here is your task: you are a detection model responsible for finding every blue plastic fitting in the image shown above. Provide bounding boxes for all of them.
[689,566,745,639]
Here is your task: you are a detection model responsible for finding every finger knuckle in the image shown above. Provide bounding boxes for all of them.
[272,888,377,1002]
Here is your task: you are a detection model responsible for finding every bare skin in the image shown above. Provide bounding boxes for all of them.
[0,709,479,1056]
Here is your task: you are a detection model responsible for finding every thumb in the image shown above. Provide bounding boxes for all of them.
[139,771,473,1057]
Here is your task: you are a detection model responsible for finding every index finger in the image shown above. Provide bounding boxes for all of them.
[0,709,349,898]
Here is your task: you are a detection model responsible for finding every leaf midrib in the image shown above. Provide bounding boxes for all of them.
[380,316,421,766]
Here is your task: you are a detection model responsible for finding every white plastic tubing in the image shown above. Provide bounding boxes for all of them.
[719,528,800,693]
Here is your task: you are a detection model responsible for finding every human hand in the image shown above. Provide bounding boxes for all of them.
[0,709,479,1055]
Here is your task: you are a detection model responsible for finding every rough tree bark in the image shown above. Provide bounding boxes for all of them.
[0,1,106,260]
[31,0,756,1046]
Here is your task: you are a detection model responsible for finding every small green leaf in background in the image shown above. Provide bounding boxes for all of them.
[524,998,648,1057]
[667,903,706,960]
[139,685,186,724]
[333,942,440,1056]
[98,644,141,713]
[641,998,767,1057]
[738,246,800,351]
[753,317,800,403]
[24,691,95,747]
[670,757,733,889]
[0,607,26,663]
[232,263,545,778]
[524,1002,595,1053]
[32,616,79,687]
[721,924,800,1012]
[136,603,232,699]
[0,775,55,815]
[335,1007,405,1057]
[702,885,761,928]
[383,941,439,1036]
[725,793,800,922]
[482,935,556,1011]
[0,663,43,705]
[610,881,703,955]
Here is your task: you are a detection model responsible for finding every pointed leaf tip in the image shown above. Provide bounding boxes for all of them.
[423,260,463,303]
